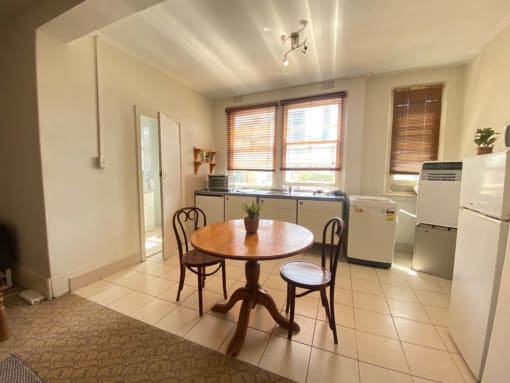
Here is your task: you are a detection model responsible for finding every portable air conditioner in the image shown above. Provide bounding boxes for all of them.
[416,161,463,228]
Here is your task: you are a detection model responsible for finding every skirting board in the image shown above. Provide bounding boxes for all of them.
[68,254,140,293]
[12,265,52,300]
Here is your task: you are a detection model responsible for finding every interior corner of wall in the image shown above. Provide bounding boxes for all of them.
[12,264,53,300]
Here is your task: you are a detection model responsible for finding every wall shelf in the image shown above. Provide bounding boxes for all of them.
[193,147,216,175]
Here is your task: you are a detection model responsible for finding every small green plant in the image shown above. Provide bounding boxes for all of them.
[474,128,499,148]
[242,202,262,219]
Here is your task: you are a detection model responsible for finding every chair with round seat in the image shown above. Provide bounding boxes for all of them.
[173,207,227,316]
[280,217,345,343]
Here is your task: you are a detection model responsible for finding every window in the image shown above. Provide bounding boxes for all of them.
[227,103,276,187]
[281,92,345,185]
[390,85,443,175]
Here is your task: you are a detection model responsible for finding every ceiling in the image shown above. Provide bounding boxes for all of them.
[98,0,510,99]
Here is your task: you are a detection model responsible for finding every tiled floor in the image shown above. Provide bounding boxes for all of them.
[145,227,162,257]
[75,250,477,383]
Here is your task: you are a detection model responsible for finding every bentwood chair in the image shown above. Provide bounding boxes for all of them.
[280,217,345,343]
[173,207,227,316]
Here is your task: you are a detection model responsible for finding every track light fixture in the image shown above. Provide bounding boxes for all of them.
[281,20,308,66]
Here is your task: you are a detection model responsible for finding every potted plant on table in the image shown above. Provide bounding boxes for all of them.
[242,202,262,234]
[474,128,499,155]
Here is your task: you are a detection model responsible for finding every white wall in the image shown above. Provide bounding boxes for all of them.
[460,22,510,157]
[0,0,83,297]
[213,78,367,194]
[36,33,214,296]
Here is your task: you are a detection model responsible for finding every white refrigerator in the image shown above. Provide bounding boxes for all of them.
[449,150,510,380]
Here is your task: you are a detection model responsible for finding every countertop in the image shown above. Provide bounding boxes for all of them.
[195,189,346,202]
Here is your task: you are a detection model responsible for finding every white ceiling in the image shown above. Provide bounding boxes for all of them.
[98,0,510,99]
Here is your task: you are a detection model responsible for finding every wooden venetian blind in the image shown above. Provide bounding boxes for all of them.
[390,85,443,174]
[281,92,345,171]
[227,103,277,171]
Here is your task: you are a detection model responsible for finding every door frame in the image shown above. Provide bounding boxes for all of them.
[134,106,164,262]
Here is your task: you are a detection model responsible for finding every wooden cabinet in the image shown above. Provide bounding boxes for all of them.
[259,197,297,223]
[193,147,216,175]
[195,195,224,224]
[225,195,257,220]
[297,200,343,243]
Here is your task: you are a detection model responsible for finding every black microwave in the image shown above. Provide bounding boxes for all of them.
[208,175,235,191]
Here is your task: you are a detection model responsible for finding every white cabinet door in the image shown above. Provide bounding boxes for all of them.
[297,200,343,243]
[195,195,224,224]
[259,197,297,223]
[225,195,257,220]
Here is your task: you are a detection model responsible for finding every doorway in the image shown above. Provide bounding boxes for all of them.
[139,114,163,258]
[135,107,182,262]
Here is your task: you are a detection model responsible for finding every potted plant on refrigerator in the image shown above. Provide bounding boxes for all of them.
[242,202,262,234]
[474,128,499,155]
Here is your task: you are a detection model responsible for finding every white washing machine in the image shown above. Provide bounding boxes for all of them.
[347,195,397,268]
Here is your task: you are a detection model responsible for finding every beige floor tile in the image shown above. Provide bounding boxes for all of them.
[158,283,195,303]
[218,327,270,366]
[135,277,176,296]
[116,272,155,290]
[74,280,112,298]
[203,275,235,296]
[387,299,430,323]
[312,321,357,359]
[317,303,355,328]
[294,296,320,319]
[184,314,234,350]
[104,269,139,284]
[259,335,312,383]
[435,326,460,354]
[131,261,172,279]
[412,377,436,383]
[334,287,353,306]
[88,284,131,306]
[423,305,449,326]
[381,283,419,302]
[355,309,398,339]
[350,265,379,281]
[249,305,277,333]
[408,277,443,293]
[208,300,242,323]
[224,265,245,279]
[107,290,153,315]
[356,331,409,373]
[273,314,316,345]
[265,287,290,310]
[307,347,360,383]
[451,353,477,383]
[155,305,200,336]
[359,362,413,383]
[435,278,452,295]
[377,272,411,287]
[402,342,464,383]
[353,291,390,314]
[130,297,177,325]
[414,290,450,309]
[262,274,288,291]
[393,317,446,350]
[181,290,222,314]
[352,278,383,296]
[260,261,277,274]
[336,275,352,290]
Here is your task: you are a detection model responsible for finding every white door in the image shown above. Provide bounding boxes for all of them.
[449,208,509,380]
[158,112,182,260]
[297,200,343,243]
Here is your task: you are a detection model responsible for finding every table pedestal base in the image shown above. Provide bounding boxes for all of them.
[212,260,299,357]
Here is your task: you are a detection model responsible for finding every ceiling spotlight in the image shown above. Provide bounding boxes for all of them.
[281,20,309,66]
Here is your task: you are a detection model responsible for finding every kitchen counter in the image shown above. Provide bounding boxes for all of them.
[195,189,346,202]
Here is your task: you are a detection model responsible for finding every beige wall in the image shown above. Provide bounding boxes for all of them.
[460,22,510,157]
[0,0,83,296]
[36,33,214,296]
[213,78,367,194]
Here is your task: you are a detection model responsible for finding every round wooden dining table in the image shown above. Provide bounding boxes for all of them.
[191,219,314,357]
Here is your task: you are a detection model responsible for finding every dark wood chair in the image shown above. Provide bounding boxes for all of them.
[280,217,345,343]
[173,207,227,316]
